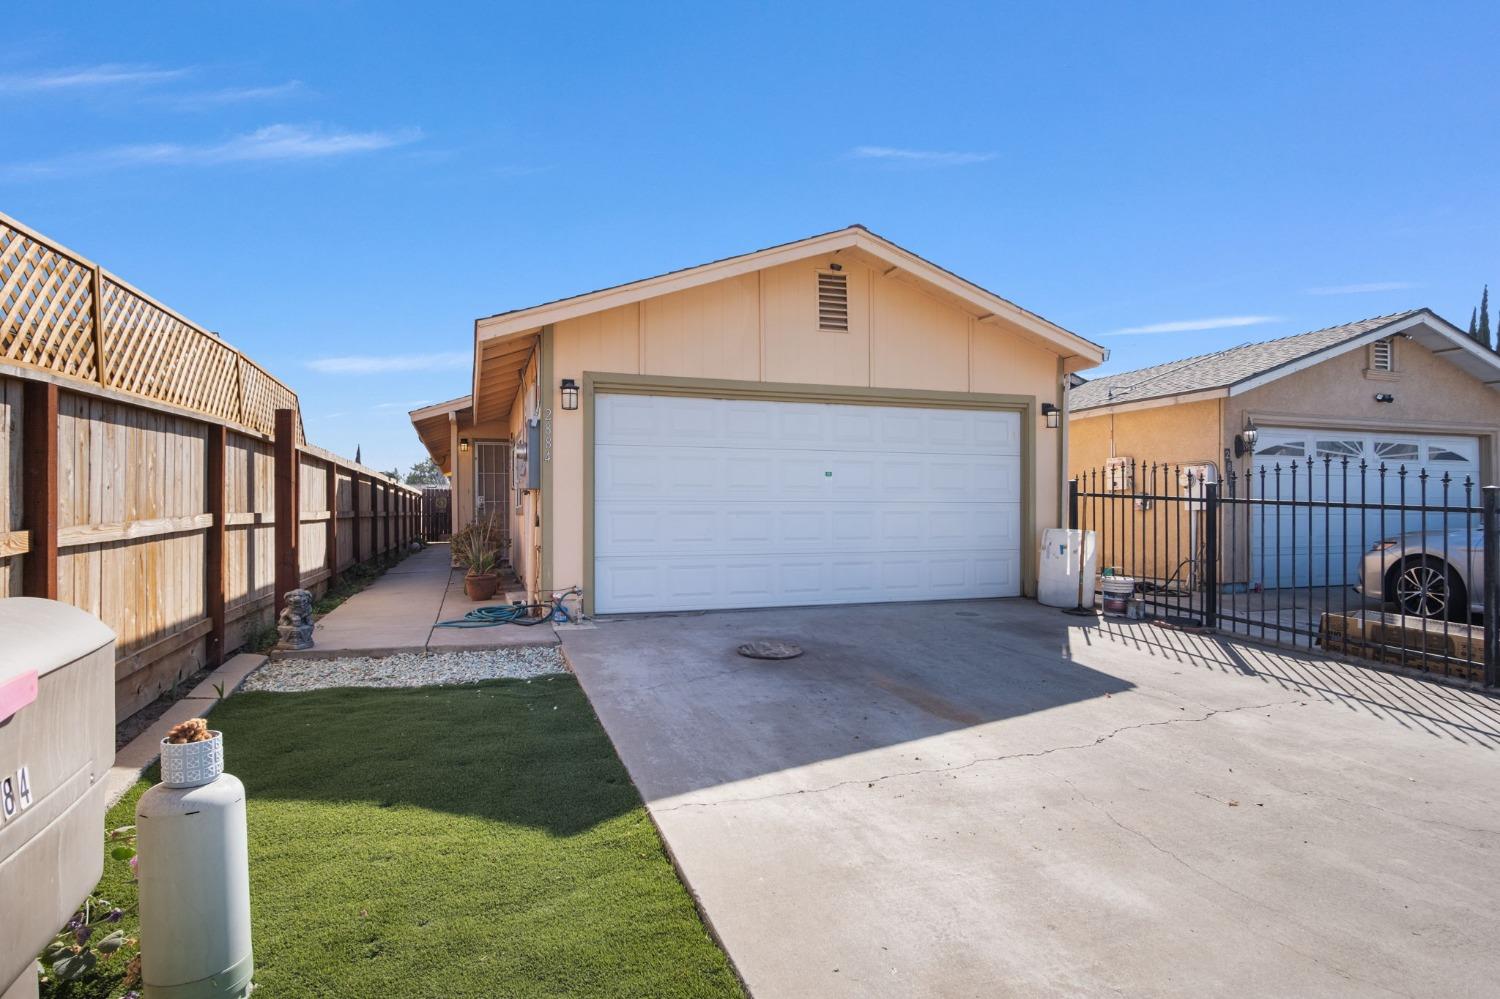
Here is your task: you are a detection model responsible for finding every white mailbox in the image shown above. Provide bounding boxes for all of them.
[0,598,116,999]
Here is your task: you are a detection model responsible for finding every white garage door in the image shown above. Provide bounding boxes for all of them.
[593,393,1023,613]
[1250,428,1481,587]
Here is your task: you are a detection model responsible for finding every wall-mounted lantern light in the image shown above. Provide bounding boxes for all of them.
[1374,392,1395,404]
[1040,402,1060,429]
[1233,419,1258,458]
[459,438,470,453]
[560,378,579,411]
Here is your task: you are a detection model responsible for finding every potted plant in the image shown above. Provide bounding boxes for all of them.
[159,718,223,788]
[452,515,503,601]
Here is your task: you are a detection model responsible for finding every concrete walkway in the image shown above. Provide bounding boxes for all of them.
[290,544,556,657]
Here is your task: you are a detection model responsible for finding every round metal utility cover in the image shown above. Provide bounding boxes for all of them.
[737,640,804,660]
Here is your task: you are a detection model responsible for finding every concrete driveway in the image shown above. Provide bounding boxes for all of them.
[560,600,1500,998]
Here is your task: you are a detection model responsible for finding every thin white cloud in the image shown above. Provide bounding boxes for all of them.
[307,353,469,375]
[3,123,420,179]
[1106,315,1281,336]
[849,145,997,167]
[0,63,190,93]
[1305,281,1418,296]
[165,80,304,109]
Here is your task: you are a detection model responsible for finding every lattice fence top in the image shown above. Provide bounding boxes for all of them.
[0,212,303,441]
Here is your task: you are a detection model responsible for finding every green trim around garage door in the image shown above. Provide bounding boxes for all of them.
[580,371,1039,617]
[539,324,555,593]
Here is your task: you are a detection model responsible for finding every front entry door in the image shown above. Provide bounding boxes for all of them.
[473,441,512,557]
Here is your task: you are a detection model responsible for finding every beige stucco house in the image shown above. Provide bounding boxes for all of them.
[1069,309,1500,587]
[411,225,1106,613]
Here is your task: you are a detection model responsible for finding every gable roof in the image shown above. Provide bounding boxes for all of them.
[472,224,1107,364]
[1069,309,1499,413]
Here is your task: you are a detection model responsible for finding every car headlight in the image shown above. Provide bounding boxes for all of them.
[1369,540,1398,552]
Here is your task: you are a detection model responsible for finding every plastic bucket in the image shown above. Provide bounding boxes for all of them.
[1099,577,1135,615]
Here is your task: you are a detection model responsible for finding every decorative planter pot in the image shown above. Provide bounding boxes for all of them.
[465,572,500,601]
[160,730,224,788]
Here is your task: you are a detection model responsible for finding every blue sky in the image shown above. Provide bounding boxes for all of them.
[4,2,1498,473]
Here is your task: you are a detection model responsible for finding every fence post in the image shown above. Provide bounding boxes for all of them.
[1203,481,1219,630]
[377,481,386,555]
[205,425,227,666]
[1483,486,1498,687]
[325,461,339,581]
[1068,478,1079,531]
[273,408,300,613]
[21,381,59,599]
[351,472,364,565]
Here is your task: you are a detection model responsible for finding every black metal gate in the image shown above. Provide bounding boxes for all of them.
[1071,452,1498,687]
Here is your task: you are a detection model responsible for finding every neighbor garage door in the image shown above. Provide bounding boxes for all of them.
[1250,427,1481,587]
[593,393,1022,613]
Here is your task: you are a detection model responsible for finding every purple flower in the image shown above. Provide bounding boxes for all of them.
[105,908,124,923]
[74,924,92,945]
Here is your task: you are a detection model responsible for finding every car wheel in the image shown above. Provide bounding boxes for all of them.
[1389,556,1468,620]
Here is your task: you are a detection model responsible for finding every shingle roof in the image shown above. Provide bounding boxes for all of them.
[1070,311,1423,411]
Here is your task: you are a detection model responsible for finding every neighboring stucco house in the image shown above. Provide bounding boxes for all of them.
[1068,309,1500,586]
[411,225,1106,613]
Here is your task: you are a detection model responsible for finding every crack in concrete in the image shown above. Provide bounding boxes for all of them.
[1054,772,1418,999]
[655,698,1301,813]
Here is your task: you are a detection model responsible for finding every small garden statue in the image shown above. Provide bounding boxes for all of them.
[276,589,314,650]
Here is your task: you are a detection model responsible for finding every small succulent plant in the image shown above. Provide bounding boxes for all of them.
[165,718,213,744]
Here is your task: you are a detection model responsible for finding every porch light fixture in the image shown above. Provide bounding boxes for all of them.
[1233,420,1258,458]
[459,438,470,453]
[1374,392,1395,404]
[1040,402,1060,429]
[560,378,579,411]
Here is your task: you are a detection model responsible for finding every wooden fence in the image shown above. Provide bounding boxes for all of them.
[1,212,421,720]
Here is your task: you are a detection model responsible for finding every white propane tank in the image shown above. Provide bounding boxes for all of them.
[135,773,253,998]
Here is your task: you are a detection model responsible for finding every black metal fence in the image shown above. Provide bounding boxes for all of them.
[1070,451,1499,687]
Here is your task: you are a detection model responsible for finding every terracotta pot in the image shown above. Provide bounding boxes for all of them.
[465,572,500,601]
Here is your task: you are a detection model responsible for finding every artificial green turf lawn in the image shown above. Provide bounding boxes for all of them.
[49,676,744,999]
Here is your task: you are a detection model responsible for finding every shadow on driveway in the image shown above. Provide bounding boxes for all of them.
[561,599,1134,801]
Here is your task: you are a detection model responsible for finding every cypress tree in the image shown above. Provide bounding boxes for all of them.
[1480,286,1492,349]
[1470,307,1479,339]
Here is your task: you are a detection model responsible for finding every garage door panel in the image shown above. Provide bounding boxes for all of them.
[594,394,1023,611]
[1250,427,1481,587]
[597,501,1014,557]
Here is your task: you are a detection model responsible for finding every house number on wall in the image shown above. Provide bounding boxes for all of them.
[0,766,32,822]
[543,407,553,462]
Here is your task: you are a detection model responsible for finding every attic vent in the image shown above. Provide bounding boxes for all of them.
[817,271,849,332]
[1371,337,1394,372]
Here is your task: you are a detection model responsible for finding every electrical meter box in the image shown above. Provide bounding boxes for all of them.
[514,418,542,491]
[0,598,115,999]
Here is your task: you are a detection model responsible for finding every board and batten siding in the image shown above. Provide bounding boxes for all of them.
[544,255,1066,598]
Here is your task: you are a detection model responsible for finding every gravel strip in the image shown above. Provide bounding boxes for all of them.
[242,647,567,692]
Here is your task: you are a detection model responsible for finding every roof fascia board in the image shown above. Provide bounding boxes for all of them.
[476,230,861,342]
[1071,387,1227,418]
[1227,311,1496,397]
[473,227,1106,364]
[408,395,473,421]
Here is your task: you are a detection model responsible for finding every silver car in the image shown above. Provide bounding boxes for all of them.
[1354,528,1484,619]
